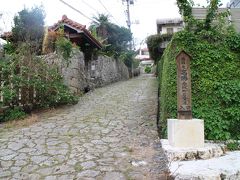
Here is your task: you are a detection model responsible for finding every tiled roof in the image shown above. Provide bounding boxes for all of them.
[49,15,86,32]
[49,15,102,49]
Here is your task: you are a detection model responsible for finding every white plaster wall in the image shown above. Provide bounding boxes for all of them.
[161,25,183,34]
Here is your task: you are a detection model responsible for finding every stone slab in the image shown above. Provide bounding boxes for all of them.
[170,151,240,180]
[161,139,226,161]
[168,119,204,148]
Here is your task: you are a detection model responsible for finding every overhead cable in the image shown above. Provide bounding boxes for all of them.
[59,0,98,23]
[97,0,121,25]
[81,0,100,14]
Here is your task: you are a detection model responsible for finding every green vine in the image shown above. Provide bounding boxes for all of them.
[146,34,172,64]
[157,0,240,140]
[55,27,73,66]
[176,0,194,22]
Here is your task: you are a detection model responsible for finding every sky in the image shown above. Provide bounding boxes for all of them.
[0,0,229,46]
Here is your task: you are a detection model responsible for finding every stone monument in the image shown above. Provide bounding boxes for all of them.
[168,50,204,148]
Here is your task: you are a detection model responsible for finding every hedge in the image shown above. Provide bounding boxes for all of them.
[159,29,240,140]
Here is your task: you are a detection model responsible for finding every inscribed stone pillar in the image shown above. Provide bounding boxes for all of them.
[176,50,192,120]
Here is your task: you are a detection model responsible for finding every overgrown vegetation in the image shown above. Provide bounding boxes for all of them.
[119,50,135,68]
[144,66,151,73]
[89,14,132,58]
[158,0,240,140]
[0,6,77,122]
[0,50,78,122]
[89,14,135,70]
[11,6,45,54]
[146,34,173,64]
[42,27,73,64]
[55,28,73,65]
[226,141,240,151]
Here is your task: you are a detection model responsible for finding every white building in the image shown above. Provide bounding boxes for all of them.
[135,47,150,61]
[135,47,154,73]
[156,18,183,51]
[156,18,183,35]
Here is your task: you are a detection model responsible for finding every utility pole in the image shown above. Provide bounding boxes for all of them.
[123,0,134,77]
[126,0,131,30]
[123,0,134,50]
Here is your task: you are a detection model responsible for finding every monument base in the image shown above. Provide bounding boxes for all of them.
[168,119,204,148]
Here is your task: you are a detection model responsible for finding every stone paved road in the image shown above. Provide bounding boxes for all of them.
[0,75,168,180]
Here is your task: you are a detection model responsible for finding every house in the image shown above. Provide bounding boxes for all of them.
[156,18,183,35]
[135,47,154,73]
[1,15,102,53]
[156,18,183,52]
[135,47,151,61]
[49,15,102,50]
[47,15,103,70]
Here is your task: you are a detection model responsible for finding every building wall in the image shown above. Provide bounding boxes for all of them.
[231,8,240,31]
[43,49,129,94]
[161,26,183,35]
[192,7,240,32]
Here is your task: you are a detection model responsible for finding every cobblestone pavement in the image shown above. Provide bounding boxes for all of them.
[0,75,168,180]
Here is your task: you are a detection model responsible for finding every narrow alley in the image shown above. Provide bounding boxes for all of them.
[0,75,168,180]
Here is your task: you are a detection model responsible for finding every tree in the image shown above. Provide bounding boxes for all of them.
[89,14,110,42]
[89,13,132,57]
[12,6,45,54]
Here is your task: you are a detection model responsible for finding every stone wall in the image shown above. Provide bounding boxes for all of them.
[88,55,129,87]
[43,49,129,94]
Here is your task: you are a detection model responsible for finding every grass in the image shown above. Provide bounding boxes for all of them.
[3,114,39,129]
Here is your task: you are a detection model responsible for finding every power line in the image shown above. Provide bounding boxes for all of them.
[97,0,121,25]
[59,0,97,23]
[81,0,99,14]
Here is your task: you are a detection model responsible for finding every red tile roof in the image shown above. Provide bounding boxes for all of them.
[49,15,86,31]
[49,15,102,49]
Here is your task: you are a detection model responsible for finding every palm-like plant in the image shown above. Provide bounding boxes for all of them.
[89,14,110,43]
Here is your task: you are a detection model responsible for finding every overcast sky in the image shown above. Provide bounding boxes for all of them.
[0,0,229,46]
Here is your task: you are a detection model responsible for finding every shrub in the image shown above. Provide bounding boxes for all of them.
[144,66,151,73]
[0,6,78,123]
[146,34,172,64]
[0,107,26,122]
[226,141,240,151]
[56,36,73,64]
[3,42,15,55]
[0,53,78,122]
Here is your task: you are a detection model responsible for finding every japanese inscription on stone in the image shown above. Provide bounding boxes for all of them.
[176,51,192,120]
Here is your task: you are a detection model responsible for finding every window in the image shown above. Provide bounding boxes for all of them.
[167,28,174,34]
[177,27,182,32]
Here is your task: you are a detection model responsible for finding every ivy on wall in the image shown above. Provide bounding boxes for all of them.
[158,0,240,140]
